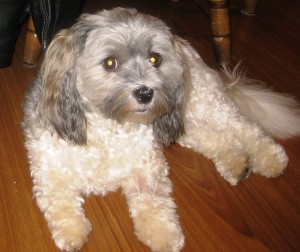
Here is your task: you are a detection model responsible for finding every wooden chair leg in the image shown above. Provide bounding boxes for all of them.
[209,0,231,65]
[242,0,258,15]
[23,16,41,67]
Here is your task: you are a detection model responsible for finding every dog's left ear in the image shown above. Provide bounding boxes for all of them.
[153,36,193,146]
[153,101,185,146]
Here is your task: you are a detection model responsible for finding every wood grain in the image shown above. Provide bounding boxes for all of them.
[0,0,299,251]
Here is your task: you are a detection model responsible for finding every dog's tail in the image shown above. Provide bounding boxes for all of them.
[223,64,300,139]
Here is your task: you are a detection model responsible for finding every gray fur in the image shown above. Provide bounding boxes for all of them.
[153,82,185,145]
[53,70,87,144]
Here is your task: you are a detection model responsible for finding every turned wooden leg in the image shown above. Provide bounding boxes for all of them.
[242,0,258,15]
[23,16,41,67]
[209,0,231,65]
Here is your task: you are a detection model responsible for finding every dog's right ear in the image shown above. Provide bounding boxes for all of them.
[37,28,87,145]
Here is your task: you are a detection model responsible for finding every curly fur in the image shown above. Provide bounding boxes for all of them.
[23,7,300,252]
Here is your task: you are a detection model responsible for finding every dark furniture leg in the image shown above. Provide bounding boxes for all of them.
[209,0,231,65]
[242,0,258,15]
[23,16,41,66]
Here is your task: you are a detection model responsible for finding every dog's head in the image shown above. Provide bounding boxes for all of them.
[37,8,191,145]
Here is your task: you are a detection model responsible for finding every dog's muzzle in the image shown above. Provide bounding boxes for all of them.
[133,86,154,104]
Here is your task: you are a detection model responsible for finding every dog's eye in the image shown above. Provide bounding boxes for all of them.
[103,57,118,70]
[149,53,162,68]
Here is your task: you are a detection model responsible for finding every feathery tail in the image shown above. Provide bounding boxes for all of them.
[223,64,300,139]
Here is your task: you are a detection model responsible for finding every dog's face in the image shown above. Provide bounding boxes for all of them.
[76,9,184,124]
[37,8,188,145]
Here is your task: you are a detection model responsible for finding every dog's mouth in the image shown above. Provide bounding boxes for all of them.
[132,103,152,113]
[124,105,156,124]
[134,108,148,113]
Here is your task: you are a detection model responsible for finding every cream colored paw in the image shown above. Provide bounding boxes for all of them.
[252,143,288,178]
[215,153,251,185]
[132,205,184,252]
[51,216,92,252]
[136,219,184,252]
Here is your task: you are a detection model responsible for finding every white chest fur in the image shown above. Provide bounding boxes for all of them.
[27,113,159,196]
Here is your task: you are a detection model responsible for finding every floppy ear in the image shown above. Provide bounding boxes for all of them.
[153,36,193,146]
[37,28,87,145]
[153,94,185,146]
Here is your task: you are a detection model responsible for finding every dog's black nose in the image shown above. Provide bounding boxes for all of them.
[133,86,154,104]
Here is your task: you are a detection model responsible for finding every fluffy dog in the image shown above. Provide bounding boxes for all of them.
[23,7,300,252]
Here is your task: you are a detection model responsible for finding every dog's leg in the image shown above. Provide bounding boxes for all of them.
[228,119,289,178]
[121,169,184,252]
[33,175,91,251]
[179,127,250,185]
[180,111,288,184]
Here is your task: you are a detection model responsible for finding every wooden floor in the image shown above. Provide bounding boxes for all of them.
[1,0,299,251]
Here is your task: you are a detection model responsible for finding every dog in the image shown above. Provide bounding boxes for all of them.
[23,7,300,252]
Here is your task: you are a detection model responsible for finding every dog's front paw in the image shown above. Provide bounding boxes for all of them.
[51,215,92,252]
[251,142,288,178]
[131,198,184,252]
[135,218,184,252]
